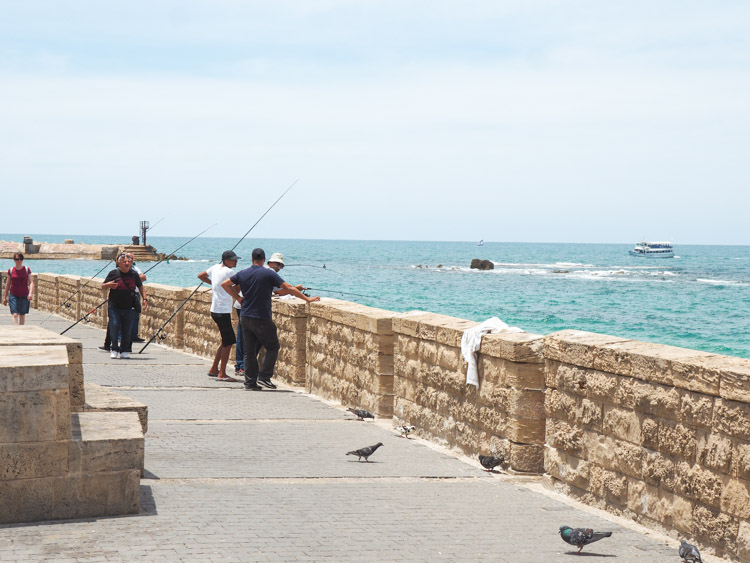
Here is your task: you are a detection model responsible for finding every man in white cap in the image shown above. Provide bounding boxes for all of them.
[266,253,306,295]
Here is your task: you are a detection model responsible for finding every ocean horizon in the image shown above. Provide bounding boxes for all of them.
[3,233,749,360]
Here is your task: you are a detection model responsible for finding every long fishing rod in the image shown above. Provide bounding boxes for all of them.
[40,259,114,325]
[139,180,298,353]
[303,287,376,299]
[59,223,216,336]
[285,264,342,274]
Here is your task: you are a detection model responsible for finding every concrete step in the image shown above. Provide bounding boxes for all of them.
[84,382,148,434]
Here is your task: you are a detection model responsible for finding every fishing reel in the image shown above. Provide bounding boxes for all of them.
[156,329,167,342]
[82,314,92,324]
[63,302,72,310]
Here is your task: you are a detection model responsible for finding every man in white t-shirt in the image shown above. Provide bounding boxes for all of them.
[198,250,241,382]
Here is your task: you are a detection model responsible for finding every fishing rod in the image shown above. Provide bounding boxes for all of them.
[40,259,114,325]
[139,180,298,353]
[59,223,216,336]
[285,264,342,274]
[303,287,377,299]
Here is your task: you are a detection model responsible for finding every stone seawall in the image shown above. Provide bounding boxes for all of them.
[6,271,750,558]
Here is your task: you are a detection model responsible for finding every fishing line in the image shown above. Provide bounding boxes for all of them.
[284,264,342,274]
[59,223,216,336]
[303,287,377,299]
[41,260,114,325]
[139,180,298,353]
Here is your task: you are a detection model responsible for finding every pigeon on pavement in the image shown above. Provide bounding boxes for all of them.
[679,539,702,562]
[559,526,612,553]
[478,454,504,472]
[347,408,375,421]
[346,442,383,462]
[395,425,415,438]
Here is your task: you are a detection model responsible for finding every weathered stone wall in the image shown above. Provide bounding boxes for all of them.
[393,311,546,473]
[544,329,750,560]
[306,299,396,417]
[20,272,750,555]
[273,299,308,386]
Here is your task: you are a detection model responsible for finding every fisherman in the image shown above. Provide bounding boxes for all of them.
[197,250,241,382]
[222,248,319,391]
[102,253,148,359]
[100,252,146,351]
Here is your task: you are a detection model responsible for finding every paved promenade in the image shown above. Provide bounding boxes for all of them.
[0,311,718,562]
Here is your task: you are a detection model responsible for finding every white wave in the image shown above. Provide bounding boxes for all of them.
[184,259,210,263]
[697,278,748,286]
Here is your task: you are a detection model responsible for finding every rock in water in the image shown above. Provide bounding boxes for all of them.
[679,539,702,562]
[347,408,375,421]
[559,526,612,553]
[346,443,383,462]
[478,454,504,471]
[470,259,494,270]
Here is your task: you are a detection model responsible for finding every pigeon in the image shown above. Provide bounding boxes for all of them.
[478,454,504,472]
[395,425,416,438]
[559,526,612,554]
[679,539,702,562]
[347,408,375,421]
[346,442,383,462]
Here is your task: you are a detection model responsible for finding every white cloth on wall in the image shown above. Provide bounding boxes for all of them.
[461,317,523,387]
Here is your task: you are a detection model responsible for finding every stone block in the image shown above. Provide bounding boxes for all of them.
[504,361,546,390]
[696,431,732,475]
[738,520,750,562]
[602,406,642,444]
[0,345,70,392]
[641,449,677,489]
[0,389,70,443]
[616,377,680,421]
[0,441,69,480]
[546,418,584,456]
[675,462,723,509]
[714,398,750,441]
[657,420,696,461]
[84,383,149,434]
[505,417,546,444]
[717,356,750,403]
[545,330,628,369]
[0,477,54,524]
[589,465,629,505]
[508,442,544,473]
[480,332,544,363]
[70,412,145,473]
[692,504,739,555]
[721,478,750,520]
[626,481,693,533]
[680,390,714,428]
[734,442,750,481]
[584,432,643,479]
[545,447,590,489]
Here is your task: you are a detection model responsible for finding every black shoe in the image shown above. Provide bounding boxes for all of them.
[98,346,110,352]
[258,379,277,389]
[132,337,145,343]
[244,384,263,391]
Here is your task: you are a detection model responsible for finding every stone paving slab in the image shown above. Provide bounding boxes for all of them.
[144,419,473,479]
[0,479,677,562]
[121,388,350,420]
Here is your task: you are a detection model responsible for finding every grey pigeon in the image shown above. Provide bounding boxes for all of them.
[346,442,383,462]
[347,407,375,421]
[559,525,612,554]
[679,539,702,562]
[478,454,504,472]
[395,425,415,438]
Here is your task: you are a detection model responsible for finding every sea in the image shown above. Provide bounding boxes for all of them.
[2,234,749,360]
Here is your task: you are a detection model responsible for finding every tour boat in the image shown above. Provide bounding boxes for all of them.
[628,241,674,258]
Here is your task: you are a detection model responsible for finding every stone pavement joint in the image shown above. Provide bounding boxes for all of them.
[0,312,726,562]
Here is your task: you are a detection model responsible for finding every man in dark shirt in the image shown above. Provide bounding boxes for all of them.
[222,248,319,390]
[103,253,148,359]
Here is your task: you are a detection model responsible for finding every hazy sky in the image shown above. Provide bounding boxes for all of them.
[2,1,749,243]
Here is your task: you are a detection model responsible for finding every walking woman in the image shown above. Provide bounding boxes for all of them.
[3,253,34,325]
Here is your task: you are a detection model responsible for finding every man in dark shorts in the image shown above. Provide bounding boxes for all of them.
[198,250,241,382]
[222,248,320,390]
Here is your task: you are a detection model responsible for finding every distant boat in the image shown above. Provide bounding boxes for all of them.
[628,241,674,258]
[477,239,484,247]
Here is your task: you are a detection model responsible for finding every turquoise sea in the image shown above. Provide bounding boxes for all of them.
[3,234,749,360]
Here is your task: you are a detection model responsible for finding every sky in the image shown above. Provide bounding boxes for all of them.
[1,1,749,244]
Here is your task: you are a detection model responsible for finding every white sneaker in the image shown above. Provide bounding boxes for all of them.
[120,352,130,359]
[110,351,120,359]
